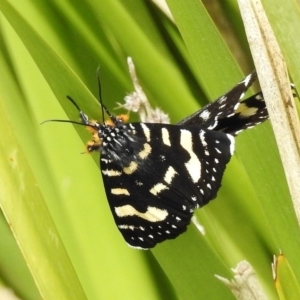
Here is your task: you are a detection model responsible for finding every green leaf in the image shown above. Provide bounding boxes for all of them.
[274,254,300,300]
[0,61,87,299]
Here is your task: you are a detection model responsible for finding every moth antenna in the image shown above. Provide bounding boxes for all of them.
[66,95,89,124]
[41,96,89,126]
[96,66,117,123]
[66,95,82,112]
[40,119,87,126]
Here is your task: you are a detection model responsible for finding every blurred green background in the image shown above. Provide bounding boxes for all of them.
[0,1,300,299]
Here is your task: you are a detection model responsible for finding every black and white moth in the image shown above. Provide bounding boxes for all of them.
[48,71,268,249]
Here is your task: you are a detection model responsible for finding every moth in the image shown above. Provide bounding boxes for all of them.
[46,71,268,249]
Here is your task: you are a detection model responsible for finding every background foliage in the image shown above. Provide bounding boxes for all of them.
[0,0,300,299]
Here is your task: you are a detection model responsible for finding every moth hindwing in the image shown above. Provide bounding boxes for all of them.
[179,71,268,135]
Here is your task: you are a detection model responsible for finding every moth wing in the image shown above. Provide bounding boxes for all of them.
[100,123,234,248]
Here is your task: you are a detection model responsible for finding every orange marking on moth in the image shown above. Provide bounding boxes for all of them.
[85,114,129,153]
[105,114,129,127]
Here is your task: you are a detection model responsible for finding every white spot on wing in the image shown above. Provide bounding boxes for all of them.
[138,143,151,159]
[111,188,130,195]
[118,224,135,230]
[233,103,240,111]
[101,158,109,164]
[200,130,216,182]
[226,134,235,155]
[218,95,227,103]
[115,205,168,222]
[140,123,150,141]
[150,183,168,195]
[199,109,211,121]
[164,166,178,184]
[102,169,122,176]
[215,148,221,154]
[123,161,138,174]
[161,128,171,146]
[243,73,252,87]
[199,130,208,147]
[207,120,218,130]
[180,129,201,183]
